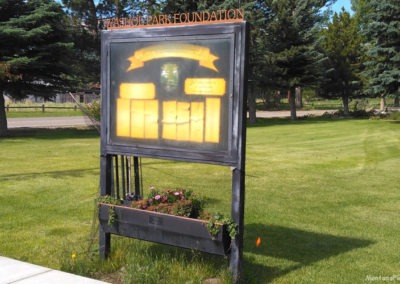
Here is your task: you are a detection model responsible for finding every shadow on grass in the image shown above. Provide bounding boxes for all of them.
[0,168,98,180]
[244,224,374,283]
[6,127,99,139]
[246,117,349,128]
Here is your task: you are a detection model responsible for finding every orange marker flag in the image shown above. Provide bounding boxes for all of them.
[256,237,261,247]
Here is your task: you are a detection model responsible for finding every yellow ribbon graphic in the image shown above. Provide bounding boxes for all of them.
[127,44,219,72]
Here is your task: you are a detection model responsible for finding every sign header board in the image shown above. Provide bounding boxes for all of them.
[101,22,247,166]
[101,9,244,30]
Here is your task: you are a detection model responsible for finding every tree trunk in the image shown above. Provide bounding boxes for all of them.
[341,81,350,116]
[380,95,386,111]
[295,86,302,108]
[248,83,257,124]
[289,87,297,120]
[342,94,350,116]
[394,96,399,107]
[0,91,8,137]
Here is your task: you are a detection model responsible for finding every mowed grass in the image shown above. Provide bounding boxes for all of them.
[0,128,100,267]
[244,118,400,283]
[0,118,399,283]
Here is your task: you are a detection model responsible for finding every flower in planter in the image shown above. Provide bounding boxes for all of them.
[126,192,147,202]
[132,199,148,210]
[131,186,204,218]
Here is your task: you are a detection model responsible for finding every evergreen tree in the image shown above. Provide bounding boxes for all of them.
[360,0,400,108]
[263,0,331,119]
[245,0,277,122]
[0,0,75,136]
[62,0,102,87]
[351,0,371,29]
[319,9,363,115]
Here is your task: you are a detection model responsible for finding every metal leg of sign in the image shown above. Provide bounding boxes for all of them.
[100,154,112,259]
[230,167,245,283]
[99,228,110,259]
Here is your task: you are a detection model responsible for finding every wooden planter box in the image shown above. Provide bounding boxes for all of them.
[98,203,231,256]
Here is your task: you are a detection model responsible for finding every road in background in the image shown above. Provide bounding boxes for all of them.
[255,110,335,118]
[8,116,93,129]
[7,110,336,129]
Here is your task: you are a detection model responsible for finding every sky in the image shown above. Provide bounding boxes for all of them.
[331,0,353,14]
[57,0,354,15]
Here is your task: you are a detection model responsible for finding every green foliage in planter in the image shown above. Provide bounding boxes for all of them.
[97,195,122,206]
[97,195,122,225]
[106,206,116,226]
[204,212,238,240]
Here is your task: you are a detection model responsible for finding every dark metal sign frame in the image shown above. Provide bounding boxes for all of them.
[101,22,247,167]
[100,21,248,282]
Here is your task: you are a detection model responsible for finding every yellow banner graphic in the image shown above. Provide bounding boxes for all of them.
[127,44,219,72]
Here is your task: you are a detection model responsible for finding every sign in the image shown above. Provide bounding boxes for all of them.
[101,22,247,166]
[100,20,248,282]
[101,9,244,30]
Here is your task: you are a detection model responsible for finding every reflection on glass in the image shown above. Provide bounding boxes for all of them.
[160,63,179,92]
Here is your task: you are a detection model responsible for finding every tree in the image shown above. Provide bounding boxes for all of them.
[62,0,102,87]
[0,0,75,137]
[358,0,400,109]
[244,1,275,123]
[319,9,363,116]
[263,0,332,120]
[351,0,371,30]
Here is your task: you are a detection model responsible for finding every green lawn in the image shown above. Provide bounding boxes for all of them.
[257,97,384,111]
[0,118,399,283]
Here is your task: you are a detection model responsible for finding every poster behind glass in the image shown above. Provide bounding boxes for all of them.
[109,37,232,153]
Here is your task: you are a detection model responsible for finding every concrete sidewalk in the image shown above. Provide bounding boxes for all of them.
[0,256,109,284]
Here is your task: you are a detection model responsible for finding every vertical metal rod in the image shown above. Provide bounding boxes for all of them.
[139,158,143,197]
[121,155,126,199]
[109,156,114,197]
[134,156,141,197]
[114,155,119,199]
[126,156,132,195]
